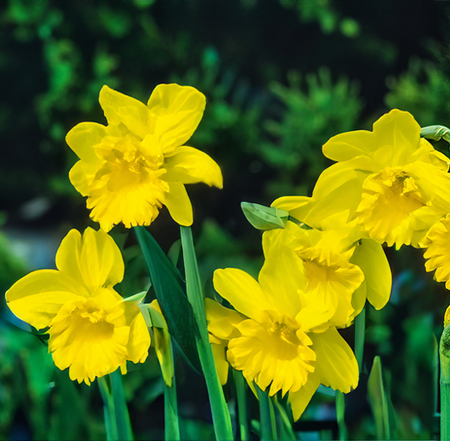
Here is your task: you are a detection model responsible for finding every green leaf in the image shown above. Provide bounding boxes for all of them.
[134,226,201,373]
[367,356,391,440]
[241,202,289,230]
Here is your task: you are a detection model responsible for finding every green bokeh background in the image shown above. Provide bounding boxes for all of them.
[0,1,449,439]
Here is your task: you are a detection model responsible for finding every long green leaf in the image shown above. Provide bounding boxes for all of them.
[367,356,390,440]
[134,226,201,372]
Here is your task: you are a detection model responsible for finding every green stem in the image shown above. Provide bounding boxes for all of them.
[110,370,134,440]
[256,385,277,441]
[98,376,119,441]
[440,325,450,440]
[355,307,366,372]
[233,369,249,441]
[335,391,348,441]
[164,373,180,441]
[180,226,233,441]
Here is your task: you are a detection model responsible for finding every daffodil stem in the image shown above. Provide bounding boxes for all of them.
[98,376,119,441]
[335,391,348,441]
[256,385,277,441]
[180,226,233,441]
[164,373,180,441]
[233,369,250,441]
[355,307,366,372]
[110,370,134,440]
[440,325,450,440]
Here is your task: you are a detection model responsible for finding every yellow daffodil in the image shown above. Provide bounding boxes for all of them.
[6,228,150,385]
[273,109,450,248]
[66,84,223,232]
[423,214,450,289]
[210,240,358,420]
[263,217,391,324]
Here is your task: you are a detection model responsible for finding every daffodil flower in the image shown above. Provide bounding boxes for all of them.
[263,217,392,325]
[208,240,358,421]
[66,84,223,232]
[423,214,450,289]
[6,228,150,385]
[273,109,450,248]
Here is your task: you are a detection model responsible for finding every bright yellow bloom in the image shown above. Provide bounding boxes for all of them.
[273,110,450,248]
[423,214,450,289]
[263,218,391,324]
[66,84,223,232]
[6,228,150,385]
[210,240,358,420]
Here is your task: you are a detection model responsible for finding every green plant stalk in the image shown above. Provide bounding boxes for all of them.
[335,391,348,441]
[233,369,250,441]
[180,226,233,441]
[110,370,134,440]
[98,376,119,441]
[355,307,366,372]
[272,398,295,441]
[440,325,450,440]
[164,373,180,441]
[256,385,277,441]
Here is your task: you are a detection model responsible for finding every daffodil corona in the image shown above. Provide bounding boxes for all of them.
[207,239,358,420]
[66,84,223,231]
[6,228,150,385]
[273,110,450,248]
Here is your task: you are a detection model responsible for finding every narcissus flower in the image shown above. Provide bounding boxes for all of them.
[6,228,150,385]
[66,84,223,232]
[263,217,391,324]
[209,239,358,420]
[273,110,450,248]
[423,214,450,289]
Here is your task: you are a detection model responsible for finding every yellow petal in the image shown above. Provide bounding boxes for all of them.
[213,268,273,322]
[211,340,229,385]
[205,298,245,340]
[311,328,359,392]
[124,301,150,365]
[164,182,193,226]
[259,240,306,317]
[68,160,98,196]
[288,370,321,421]
[147,84,206,153]
[99,85,152,139]
[6,270,87,330]
[350,239,391,311]
[65,122,107,165]
[163,146,223,189]
[323,129,379,162]
[56,228,124,290]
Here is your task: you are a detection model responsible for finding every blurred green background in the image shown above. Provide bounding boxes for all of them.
[1,0,449,439]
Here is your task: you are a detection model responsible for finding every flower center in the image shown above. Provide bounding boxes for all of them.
[94,134,167,192]
[356,166,426,244]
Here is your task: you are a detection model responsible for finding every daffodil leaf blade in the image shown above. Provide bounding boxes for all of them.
[134,226,201,373]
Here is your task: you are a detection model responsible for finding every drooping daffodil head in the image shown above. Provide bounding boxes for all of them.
[209,239,358,421]
[66,84,223,232]
[273,109,450,249]
[6,227,150,385]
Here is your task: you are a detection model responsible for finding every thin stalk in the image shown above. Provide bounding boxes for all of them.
[98,376,118,441]
[164,373,180,441]
[256,385,277,441]
[440,325,450,440]
[233,369,250,441]
[335,391,348,441]
[180,226,233,441]
[110,370,134,440]
[272,398,295,441]
[355,307,366,372]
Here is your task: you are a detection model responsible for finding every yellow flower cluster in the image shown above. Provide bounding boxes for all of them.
[6,84,222,385]
[6,81,450,424]
[206,109,450,421]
